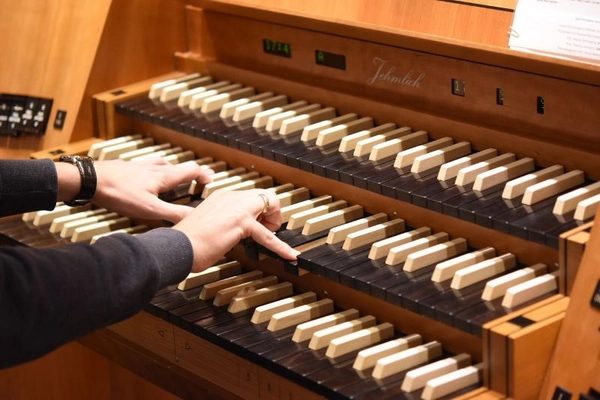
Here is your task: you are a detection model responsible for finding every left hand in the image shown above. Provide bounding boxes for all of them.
[92,158,214,223]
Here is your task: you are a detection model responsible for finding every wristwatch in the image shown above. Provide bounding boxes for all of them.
[59,155,97,206]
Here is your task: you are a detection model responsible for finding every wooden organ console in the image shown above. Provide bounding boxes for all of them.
[1,0,600,399]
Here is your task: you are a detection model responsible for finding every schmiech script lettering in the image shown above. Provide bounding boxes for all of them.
[367,57,425,88]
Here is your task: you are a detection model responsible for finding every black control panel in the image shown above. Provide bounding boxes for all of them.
[0,93,53,136]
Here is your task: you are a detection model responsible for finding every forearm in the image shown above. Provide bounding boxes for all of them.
[0,159,58,216]
[0,228,193,368]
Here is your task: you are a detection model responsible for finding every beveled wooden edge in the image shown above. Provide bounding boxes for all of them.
[193,0,600,85]
[77,327,244,400]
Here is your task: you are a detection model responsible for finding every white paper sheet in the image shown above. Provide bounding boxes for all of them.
[509,0,600,65]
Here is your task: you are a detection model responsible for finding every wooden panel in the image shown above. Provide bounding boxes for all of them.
[540,212,600,397]
[0,0,186,158]
[0,341,177,400]
[108,312,176,362]
[0,0,111,158]
[194,0,515,47]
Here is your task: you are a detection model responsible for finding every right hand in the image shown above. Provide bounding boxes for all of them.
[173,189,299,272]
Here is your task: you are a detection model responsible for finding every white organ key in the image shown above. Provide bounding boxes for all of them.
[251,292,317,324]
[189,83,242,110]
[87,134,143,158]
[163,150,196,164]
[353,126,411,157]
[233,94,288,122]
[267,299,334,332]
[199,270,263,300]
[177,260,242,291]
[50,209,108,233]
[98,137,154,160]
[553,181,600,215]
[159,76,213,102]
[118,143,172,160]
[206,166,246,182]
[338,123,397,153]
[301,205,364,236]
[385,232,449,265]
[90,225,148,244]
[437,148,498,181]
[431,247,496,283]
[148,73,201,99]
[265,103,322,132]
[369,227,431,260]
[316,117,374,146]
[130,146,184,161]
[371,341,443,380]
[326,322,394,359]
[502,164,564,199]
[301,113,357,142]
[286,200,347,230]
[228,282,294,314]
[201,171,260,198]
[353,333,422,371]
[22,209,42,222]
[32,203,91,226]
[178,81,232,107]
[326,213,389,246]
[403,238,468,272]
[270,183,295,195]
[502,273,558,308]
[309,316,376,350]
[473,157,536,192]
[481,263,548,301]
[522,170,585,205]
[450,253,516,290]
[276,187,310,207]
[279,107,336,136]
[574,193,600,221]
[71,217,131,243]
[187,162,232,195]
[421,363,483,400]
[216,175,274,193]
[213,276,278,307]
[411,142,471,174]
[369,130,429,161]
[401,353,472,392]
[220,92,274,119]
[340,217,404,250]
[292,309,360,343]
[201,86,256,113]
[60,212,120,239]
[253,100,307,128]
[280,195,333,223]
[394,137,454,169]
[455,153,516,186]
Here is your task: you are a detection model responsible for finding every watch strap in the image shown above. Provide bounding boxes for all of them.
[59,155,97,206]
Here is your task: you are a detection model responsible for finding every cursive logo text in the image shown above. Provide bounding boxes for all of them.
[367,57,425,88]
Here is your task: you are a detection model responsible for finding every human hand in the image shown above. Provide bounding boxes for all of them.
[173,189,299,272]
[92,158,214,223]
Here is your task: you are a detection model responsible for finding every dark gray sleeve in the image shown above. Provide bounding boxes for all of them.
[0,159,58,217]
[0,227,193,368]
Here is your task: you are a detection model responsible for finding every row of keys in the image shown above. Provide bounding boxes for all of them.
[157,259,485,399]
[246,191,558,336]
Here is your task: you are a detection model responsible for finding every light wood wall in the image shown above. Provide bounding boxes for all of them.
[0,0,186,159]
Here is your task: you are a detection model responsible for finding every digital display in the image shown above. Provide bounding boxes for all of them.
[315,50,346,70]
[263,39,291,58]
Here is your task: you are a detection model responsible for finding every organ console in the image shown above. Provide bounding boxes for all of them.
[1,0,599,399]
